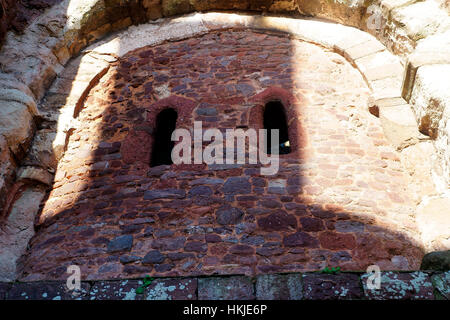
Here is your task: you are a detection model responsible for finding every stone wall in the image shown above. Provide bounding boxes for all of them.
[0,271,449,300]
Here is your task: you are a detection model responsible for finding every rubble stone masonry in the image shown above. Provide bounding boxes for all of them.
[20,30,426,281]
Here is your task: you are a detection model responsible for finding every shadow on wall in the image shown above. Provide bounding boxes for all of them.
[13,19,425,281]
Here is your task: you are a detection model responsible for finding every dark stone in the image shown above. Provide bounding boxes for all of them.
[241,235,265,245]
[283,232,319,248]
[119,255,142,264]
[184,241,207,253]
[216,206,244,225]
[257,211,297,231]
[421,250,450,271]
[144,189,186,200]
[229,244,254,255]
[123,265,151,275]
[147,165,170,177]
[196,107,218,116]
[236,83,255,96]
[143,250,166,264]
[259,199,281,208]
[198,276,254,300]
[256,274,302,300]
[151,237,186,251]
[205,234,222,243]
[0,283,11,300]
[334,220,364,233]
[300,217,325,232]
[154,229,175,238]
[107,235,133,253]
[222,177,251,194]
[188,186,213,198]
[256,247,284,257]
[303,274,363,300]
[431,272,450,300]
[145,278,197,300]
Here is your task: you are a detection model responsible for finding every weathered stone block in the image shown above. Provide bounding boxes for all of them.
[421,250,450,271]
[417,199,450,252]
[256,274,303,300]
[198,276,254,300]
[89,280,144,300]
[8,281,90,300]
[361,271,434,300]
[303,273,363,300]
[431,271,450,300]
[107,235,133,253]
[145,278,197,300]
[143,251,166,265]
[144,189,186,200]
[216,205,244,225]
[379,104,425,150]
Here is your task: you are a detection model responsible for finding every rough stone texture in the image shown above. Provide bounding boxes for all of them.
[431,271,450,300]
[0,282,11,300]
[398,141,438,203]
[144,278,197,300]
[0,0,63,46]
[7,281,90,300]
[2,271,446,300]
[361,271,435,300]
[198,276,254,300]
[303,273,363,300]
[89,279,144,300]
[409,64,450,190]
[421,250,450,271]
[256,274,302,300]
[0,186,46,282]
[107,235,133,253]
[416,198,450,252]
[13,28,432,281]
[378,104,426,150]
[0,4,448,283]
[89,278,196,300]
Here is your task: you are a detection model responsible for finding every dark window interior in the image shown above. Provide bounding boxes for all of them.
[263,100,291,155]
[151,108,178,167]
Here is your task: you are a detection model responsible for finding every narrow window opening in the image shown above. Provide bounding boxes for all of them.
[151,108,178,167]
[263,101,291,155]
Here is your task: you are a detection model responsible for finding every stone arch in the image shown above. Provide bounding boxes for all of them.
[121,95,197,166]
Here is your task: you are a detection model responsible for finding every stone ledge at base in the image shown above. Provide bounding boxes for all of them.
[0,271,448,300]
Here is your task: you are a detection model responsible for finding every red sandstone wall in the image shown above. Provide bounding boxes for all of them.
[18,30,424,281]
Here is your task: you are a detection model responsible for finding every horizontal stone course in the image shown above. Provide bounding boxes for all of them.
[0,272,447,300]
